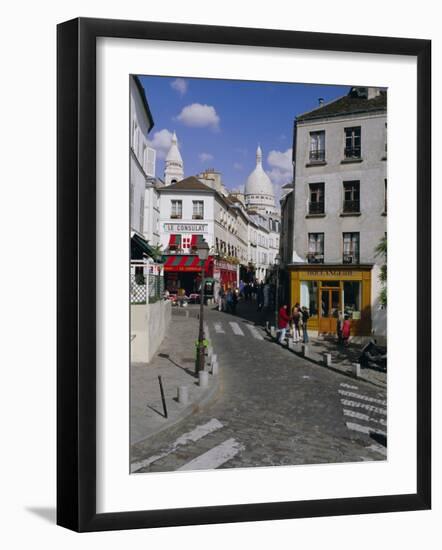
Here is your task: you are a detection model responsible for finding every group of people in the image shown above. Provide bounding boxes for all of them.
[277,303,310,345]
[217,286,239,314]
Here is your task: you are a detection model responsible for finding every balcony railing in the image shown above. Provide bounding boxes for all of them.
[170,213,182,219]
[307,253,324,264]
[309,149,325,162]
[343,200,360,213]
[344,147,361,159]
[192,214,204,219]
[308,201,325,215]
[343,254,359,264]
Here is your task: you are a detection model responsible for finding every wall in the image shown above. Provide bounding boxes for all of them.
[131,300,171,363]
[1,2,440,550]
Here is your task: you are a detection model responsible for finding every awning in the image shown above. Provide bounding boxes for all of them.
[168,234,182,247]
[164,255,212,273]
[131,233,160,261]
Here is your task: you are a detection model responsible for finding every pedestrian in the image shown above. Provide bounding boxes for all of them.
[257,282,264,311]
[291,302,301,342]
[342,315,351,346]
[217,286,225,312]
[301,306,310,343]
[263,282,270,309]
[277,304,290,344]
[239,279,245,299]
[232,287,238,314]
[226,287,234,313]
[336,311,344,345]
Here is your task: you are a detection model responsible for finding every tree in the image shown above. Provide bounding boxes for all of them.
[375,235,387,307]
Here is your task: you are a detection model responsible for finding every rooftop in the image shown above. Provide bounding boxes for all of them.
[159,176,213,192]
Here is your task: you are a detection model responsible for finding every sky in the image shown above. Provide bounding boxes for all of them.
[138,75,349,198]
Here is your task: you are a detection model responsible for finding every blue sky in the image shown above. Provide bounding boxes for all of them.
[138,75,349,196]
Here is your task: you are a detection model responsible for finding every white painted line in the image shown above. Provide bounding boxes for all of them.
[131,419,223,472]
[246,324,264,340]
[340,383,359,390]
[343,409,387,426]
[366,443,387,457]
[178,438,245,471]
[229,322,244,336]
[341,399,386,416]
[213,322,225,334]
[338,389,386,406]
[346,421,387,437]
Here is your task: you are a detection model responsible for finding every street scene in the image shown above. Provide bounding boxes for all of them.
[130,75,387,473]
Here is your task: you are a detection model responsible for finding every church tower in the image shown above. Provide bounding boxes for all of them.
[164,131,184,185]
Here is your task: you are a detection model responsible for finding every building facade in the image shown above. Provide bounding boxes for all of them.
[288,87,387,342]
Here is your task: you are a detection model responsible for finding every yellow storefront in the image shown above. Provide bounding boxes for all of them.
[289,265,373,336]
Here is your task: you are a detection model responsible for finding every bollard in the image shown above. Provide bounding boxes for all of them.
[270,326,277,338]
[211,353,217,365]
[211,361,219,376]
[323,353,332,366]
[352,362,361,378]
[177,385,189,405]
[287,337,294,350]
[302,344,309,357]
[265,321,270,331]
[207,346,213,358]
[199,370,209,388]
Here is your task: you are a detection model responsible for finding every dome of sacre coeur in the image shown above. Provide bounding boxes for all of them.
[244,145,274,199]
[165,131,183,164]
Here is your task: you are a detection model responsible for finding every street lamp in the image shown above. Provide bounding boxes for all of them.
[274,253,281,330]
[196,239,210,374]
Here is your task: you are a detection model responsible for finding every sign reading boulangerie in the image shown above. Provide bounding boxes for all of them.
[163,223,207,233]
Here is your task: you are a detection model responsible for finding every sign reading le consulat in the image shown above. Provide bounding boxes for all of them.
[164,223,208,233]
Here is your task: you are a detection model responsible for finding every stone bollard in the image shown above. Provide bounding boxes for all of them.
[265,321,270,332]
[207,346,213,359]
[270,326,277,338]
[287,337,294,350]
[323,353,332,366]
[302,344,309,357]
[177,385,189,405]
[211,361,219,376]
[211,353,217,365]
[352,362,361,378]
[198,370,209,388]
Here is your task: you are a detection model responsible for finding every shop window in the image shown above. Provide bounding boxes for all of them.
[192,200,204,219]
[343,232,360,264]
[307,233,324,263]
[343,181,360,213]
[344,126,361,158]
[182,235,191,251]
[343,281,361,319]
[309,183,325,214]
[301,281,318,315]
[309,131,325,162]
[171,200,182,219]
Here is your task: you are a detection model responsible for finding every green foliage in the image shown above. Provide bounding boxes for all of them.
[375,235,387,307]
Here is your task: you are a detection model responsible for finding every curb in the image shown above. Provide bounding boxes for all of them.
[265,328,386,390]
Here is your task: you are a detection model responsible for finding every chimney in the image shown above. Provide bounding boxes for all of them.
[318,98,324,106]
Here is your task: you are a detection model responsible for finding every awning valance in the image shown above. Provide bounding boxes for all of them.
[164,255,212,273]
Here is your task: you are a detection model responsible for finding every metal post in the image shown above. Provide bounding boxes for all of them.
[274,264,279,329]
[196,265,205,374]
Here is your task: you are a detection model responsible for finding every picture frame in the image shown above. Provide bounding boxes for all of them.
[57,17,431,532]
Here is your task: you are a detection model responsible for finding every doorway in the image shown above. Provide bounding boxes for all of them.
[319,285,341,333]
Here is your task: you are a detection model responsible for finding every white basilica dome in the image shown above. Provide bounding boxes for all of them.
[244,145,275,211]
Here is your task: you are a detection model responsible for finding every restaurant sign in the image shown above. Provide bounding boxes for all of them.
[297,269,363,280]
[163,223,207,233]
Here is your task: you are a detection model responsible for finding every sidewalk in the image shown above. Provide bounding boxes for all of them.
[130,307,220,448]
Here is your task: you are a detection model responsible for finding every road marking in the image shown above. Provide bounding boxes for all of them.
[338,390,386,406]
[131,419,223,473]
[343,409,387,426]
[346,421,387,437]
[213,323,225,334]
[340,383,359,390]
[246,324,264,340]
[178,438,245,471]
[366,443,387,457]
[229,322,244,336]
[340,399,386,416]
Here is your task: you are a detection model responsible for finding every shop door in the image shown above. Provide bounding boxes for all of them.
[319,288,341,333]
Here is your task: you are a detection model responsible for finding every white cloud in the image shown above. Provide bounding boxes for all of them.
[176,103,220,130]
[146,129,174,159]
[198,152,214,163]
[266,148,293,201]
[171,78,187,96]
[233,162,243,171]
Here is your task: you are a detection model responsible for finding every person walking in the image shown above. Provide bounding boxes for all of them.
[336,311,344,345]
[301,306,310,343]
[226,287,234,313]
[278,304,290,344]
[291,302,302,342]
[232,287,238,314]
[257,282,264,311]
[217,286,225,312]
[341,315,351,346]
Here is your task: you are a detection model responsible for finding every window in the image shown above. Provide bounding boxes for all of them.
[309,183,325,214]
[309,131,325,161]
[139,193,145,232]
[171,200,182,219]
[301,281,318,315]
[344,126,361,158]
[343,281,361,319]
[343,181,360,213]
[384,179,387,213]
[343,232,360,264]
[307,233,324,263]
[192,200,204,219]
[182,235,191,250]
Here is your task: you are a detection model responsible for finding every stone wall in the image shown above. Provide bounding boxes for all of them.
[131,300,172,363]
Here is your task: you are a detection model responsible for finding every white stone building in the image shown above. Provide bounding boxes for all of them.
[286,86,387,342]
[164,131,184,186]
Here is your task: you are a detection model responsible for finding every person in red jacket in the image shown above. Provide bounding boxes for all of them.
[278,304,290,344]
[341,315,351,346]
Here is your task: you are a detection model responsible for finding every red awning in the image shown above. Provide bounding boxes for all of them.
[164,255,212,273]
[168,234,181,247]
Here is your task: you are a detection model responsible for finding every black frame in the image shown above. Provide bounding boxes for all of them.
[57,17,431,532]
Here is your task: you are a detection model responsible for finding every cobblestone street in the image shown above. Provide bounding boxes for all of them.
[131,301,387,473]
